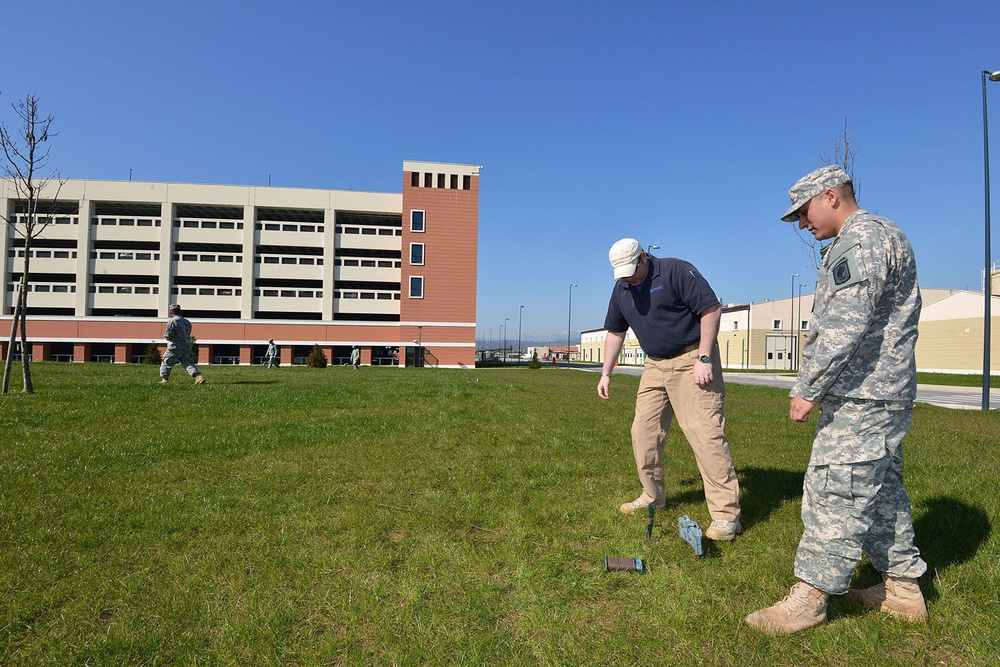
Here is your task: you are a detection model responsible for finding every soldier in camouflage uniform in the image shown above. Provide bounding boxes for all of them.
[160,304,206,384]
[746,165,927,635]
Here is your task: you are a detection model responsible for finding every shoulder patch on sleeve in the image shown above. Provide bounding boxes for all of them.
[829,246,865,291]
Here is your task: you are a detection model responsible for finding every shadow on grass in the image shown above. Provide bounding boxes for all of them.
[735,466,804,532]
[225,380,281,385]
[845,496,990,606]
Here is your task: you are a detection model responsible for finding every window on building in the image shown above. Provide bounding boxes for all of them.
[301,225,315,233]
[203,221,217,229]
[137,253,151,260]
[437,173,445,188]
[136,287,150,294]
[220,221,235,229]
[423,172,432,187]
[281,257,296,264]
[264,257,278,264]
[263,289,279,297]
[218,288,233,296]
[801,320,810,331]
[298,290,313,298]
[450,174,458,189]
[201,255,215,262]
[138,219,153,227]
[411,172,419,187]
[343,259,358,266]
[411,210,425,232]
[463,175,471,189]
[300,257,314,265]
[343,291,358,299]
[181,287,196,295]
[265,223,280,231]
[199,288,213,295]
[53,285,68,293]
[772,319,782,330]
[99,286,113,293]
[118,286,132,294]
[410,243,424,265]
[409,276,424,299]
[219,255,233,263]
[732,322,739,330]
[35,284,50,292]
[360,260,376,267]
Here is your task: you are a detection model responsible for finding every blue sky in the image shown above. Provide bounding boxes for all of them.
[4,1,1000,343]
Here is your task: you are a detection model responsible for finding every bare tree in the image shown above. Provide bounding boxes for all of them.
[796,117,860,270]
[1,94,64,394]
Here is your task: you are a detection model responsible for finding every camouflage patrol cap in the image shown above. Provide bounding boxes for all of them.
[780,165,852,222]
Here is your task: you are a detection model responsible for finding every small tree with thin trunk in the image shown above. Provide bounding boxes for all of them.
[795,117,860,270]
[1,94,64,394]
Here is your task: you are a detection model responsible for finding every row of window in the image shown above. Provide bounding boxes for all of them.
[8,250,415,266]
[335,292,399,300]
[334,258,400,268]
[9,250,78,259]
[92,286,160,294]
[409,172,472,190]
[767,320,811,331]
[7,283,77,293]
[336,226,401,236]
[173,287,242,297]
[94,217,161,227]
[174,220,244,230]
[257,223,325,233]
[8,280,428,300]
[13,215,79,225]
[255,289,320,298]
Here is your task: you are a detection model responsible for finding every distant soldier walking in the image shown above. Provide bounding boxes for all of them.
[746,165,926,634]
[351,346,361,370]
[160,304,205,384]
[265,339,278,368]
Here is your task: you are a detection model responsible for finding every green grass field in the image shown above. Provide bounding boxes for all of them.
[1,363,997,666]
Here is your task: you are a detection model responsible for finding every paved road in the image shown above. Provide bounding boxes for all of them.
[571,364,999,410]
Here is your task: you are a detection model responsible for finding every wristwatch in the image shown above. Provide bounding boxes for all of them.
[697,354,711,364]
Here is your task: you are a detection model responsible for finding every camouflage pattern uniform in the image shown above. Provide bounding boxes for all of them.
[160,314,202,380]
[792,209,927,595]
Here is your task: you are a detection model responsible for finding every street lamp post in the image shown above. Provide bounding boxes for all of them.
[417,325,423,368]
[790,273,799,371]
[518,305,524,366]
[798,282,807,370]
[499,323,504,362]
[647,244,660,255]
[981,69,1000,410]
[503,317,509,363]
[567,283,578,369]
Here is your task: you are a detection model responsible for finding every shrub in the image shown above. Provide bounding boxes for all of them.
[142,342,161,365]
[305,344,328,368]
[528,351,541,369]
[189,335,199,359]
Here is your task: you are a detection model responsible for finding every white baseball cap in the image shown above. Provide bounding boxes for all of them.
[609,238,642,279]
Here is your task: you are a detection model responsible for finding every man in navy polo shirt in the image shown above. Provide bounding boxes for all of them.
[598,238,741,541]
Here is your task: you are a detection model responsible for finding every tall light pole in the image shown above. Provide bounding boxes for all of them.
[517,305,524,366]
[417,325,423,368]
[647,244,660,255]
[797,282,807,371]
[567,283,578,369]
[790,273,799,371]
[503,317,509,363]
[982,69,1000,410]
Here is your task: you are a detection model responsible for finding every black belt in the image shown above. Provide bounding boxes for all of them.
[649,342,700,361]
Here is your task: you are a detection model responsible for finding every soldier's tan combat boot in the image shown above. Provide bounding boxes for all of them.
[745,582,828,635]
[846,575,927,621]
[194,375,206,385]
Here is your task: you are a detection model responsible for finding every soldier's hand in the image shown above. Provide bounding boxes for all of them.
[790,396,816,422]
[598,375,611,400]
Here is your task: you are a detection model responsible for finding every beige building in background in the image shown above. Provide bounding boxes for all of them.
[580,283,1000,376]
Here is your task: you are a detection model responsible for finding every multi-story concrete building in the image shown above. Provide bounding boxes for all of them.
[1,160,480,368]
